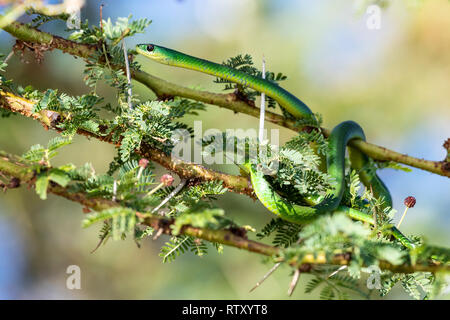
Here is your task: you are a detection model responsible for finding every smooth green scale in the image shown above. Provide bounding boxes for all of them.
[325,121,392,210]
[136,44,313,119]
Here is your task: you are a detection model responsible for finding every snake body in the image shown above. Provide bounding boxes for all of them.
[136,44,312,119]
[137,44,413,249]
[246,120,367,223]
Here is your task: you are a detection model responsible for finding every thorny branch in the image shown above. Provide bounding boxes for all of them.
[0,91,253,197]
[0,10,449,301]
[1,20,449,178]
[0,151,447,274]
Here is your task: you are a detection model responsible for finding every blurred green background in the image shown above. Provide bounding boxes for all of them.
[0,0,449,299]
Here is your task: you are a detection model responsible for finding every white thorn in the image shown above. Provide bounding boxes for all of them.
[112,180,117,201]
[328,265,347,278]
[249,262,281,292]
[122,39,133,110]
[287,268,301,296]
[152,179,187,214]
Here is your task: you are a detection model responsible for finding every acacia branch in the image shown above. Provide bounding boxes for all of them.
[2,20,448,177]
[0,90,253,196]
[0,151,446,274]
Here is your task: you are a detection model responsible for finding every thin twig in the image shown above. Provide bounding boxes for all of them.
[101,43,113,70]
[0,152,447,274]
[1,21,448,177]
[112,28,130,46]
[0,91,253,196]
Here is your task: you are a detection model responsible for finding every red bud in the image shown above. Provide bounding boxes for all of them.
[138,158,149,168]
[160,174,174,186]
[404,196,416,208]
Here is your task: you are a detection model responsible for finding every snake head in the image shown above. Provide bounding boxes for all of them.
[136,44,177,65]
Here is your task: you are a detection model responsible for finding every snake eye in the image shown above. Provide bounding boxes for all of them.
[146,44,154,52]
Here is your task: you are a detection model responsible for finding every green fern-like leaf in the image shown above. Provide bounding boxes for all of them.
[305,277,324,294]
[22,144,46,162]
[82,207,137,240]
[320,285,336,300]
[159,236,207,263]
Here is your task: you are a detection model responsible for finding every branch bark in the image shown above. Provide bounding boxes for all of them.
[0,90,253,196]
[1,20,448,178]
[0,151,446,274]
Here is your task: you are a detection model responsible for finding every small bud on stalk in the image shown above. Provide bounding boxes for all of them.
[137,158,149,180]
[404,196,416,208]
[160,174,174,187]
[139,158,149,168]
[146,174,175,197]
[397,196,416,228]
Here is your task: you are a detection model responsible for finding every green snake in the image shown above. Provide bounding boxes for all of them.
[136,43,414,249]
